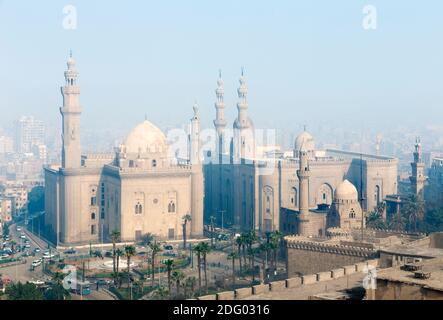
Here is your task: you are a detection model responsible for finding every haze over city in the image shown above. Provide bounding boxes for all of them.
[2,0,443,307]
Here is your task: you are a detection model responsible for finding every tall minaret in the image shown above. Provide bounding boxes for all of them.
[189,104,204,237]
[233,68,255,161]
[410,137,426,198]
[60,52,82,169]
[297,143,312,236]
[189,102,201,165]
[214,71,227,163]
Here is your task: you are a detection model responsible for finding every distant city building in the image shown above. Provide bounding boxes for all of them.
[0,197,13,223]
[0,135,13,154]
[14,116,45,154]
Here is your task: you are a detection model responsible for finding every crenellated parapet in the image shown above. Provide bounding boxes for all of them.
[285,235,376,258]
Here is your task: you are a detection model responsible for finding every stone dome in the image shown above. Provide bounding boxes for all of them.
[335,180,359,201]
[295,131,315,153]
[123,120,167,154]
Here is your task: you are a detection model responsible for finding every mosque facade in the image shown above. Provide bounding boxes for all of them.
[44,56,204,246]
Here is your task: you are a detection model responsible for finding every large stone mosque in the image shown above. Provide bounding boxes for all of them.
[204,72,399,237]
[44,55,401,246]
[44,55,204,246]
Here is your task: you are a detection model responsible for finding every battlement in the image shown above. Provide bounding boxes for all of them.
[285,235,376,257]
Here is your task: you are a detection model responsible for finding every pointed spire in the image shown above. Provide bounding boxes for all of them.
[193,100,199,118]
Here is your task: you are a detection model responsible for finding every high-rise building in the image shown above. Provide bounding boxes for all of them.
[14,116,45,153]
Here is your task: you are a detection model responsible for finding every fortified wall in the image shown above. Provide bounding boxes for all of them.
[285,236,377,277]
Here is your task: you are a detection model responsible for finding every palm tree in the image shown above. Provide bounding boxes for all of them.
[246,230,258,271]
[235,236,244,273]
[184,276,197,298]
[269,231,283,272]
[182,214,192,249]
[52,272,64,286]
[149,241,162,287]
[248,247,259,282]
[110,230,120,280]
[124,245,136,274]
[403,195,425,232]
[227,252,238,287]
[193,243,203,293]
[199,242,211,293]
[115,248,124,275]
[171,270,185,298]
[259,242,270,283]
[140,233,154,246]
[164,259,175,295]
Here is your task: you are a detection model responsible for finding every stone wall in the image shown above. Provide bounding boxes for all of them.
[286,237,377,276]
[196,259,379,301]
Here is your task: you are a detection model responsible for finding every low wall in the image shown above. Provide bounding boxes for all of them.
[197,259,380,300]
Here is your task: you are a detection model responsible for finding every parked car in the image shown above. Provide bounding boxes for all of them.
[64,248,76,255]
[32,259,42,267]
[33,248,41,253]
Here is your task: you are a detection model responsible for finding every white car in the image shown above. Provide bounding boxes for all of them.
[32,259,42,267]
[42,254,55,260]
[16,227,22,232]
[28,280,45,286]
[20,235,26,239]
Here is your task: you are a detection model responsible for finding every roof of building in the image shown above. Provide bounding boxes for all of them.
[377,257,443,292]
[335,179,358,201]
[123,120,167,154]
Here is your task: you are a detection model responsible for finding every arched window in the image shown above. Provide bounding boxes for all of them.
[168,201,176,213]
[374,185,381,205]
[135,202,143,214]
[152,159,157,168]
[91,213,96,220]
[349,208,356,219]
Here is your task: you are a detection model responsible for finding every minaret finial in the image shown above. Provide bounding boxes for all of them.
[69,49,73,58]
[241,66,244,76]
[219,69,222,79]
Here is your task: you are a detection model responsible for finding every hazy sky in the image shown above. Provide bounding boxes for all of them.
[1,0,442,135]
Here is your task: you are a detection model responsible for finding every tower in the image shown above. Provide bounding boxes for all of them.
[189,104,204,237]
[410,137,426,198]
[233,69,255,162]
[214,71,227,163]
[297,143,311,236]
[60,52,82,169]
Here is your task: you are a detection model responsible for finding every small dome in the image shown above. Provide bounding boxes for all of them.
[335,180,358,201]
[124,120,167,154]
[295,131,315,153]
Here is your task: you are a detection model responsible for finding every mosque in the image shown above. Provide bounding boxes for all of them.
[44,55,204,246]
[204,72,399,237]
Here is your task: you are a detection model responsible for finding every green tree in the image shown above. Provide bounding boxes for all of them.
[269,231,283,272]
[182,214,192,249]
[124,245,136,274]
[110,230,121,283]
[140,233,154,246]
[27,186,45,214]
[209,216,216,247]
[194,243,203,293]
[164,259,175,295]
[5,282,43,300]
[235,235,244,273]
[402,195,425,232]
[171,270,185,298]
[149,240,162,287]
[184,276,196,298]
[227,252,238,287]
[198,242,211,293]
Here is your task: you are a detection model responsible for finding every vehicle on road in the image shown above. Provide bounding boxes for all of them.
[32,259,42,267]
[42,253,55,260]
[33,248,41,253]
[28,280,45,286]
[64,248,76,255]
